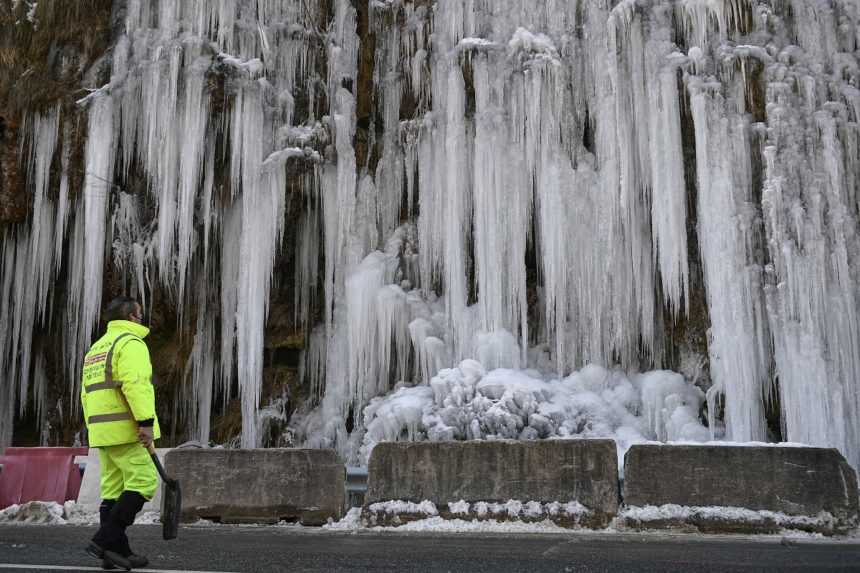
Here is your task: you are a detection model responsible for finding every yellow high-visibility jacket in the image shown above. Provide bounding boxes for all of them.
[80,320,161,447]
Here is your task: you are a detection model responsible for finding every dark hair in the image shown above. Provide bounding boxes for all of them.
[104,296,140,322]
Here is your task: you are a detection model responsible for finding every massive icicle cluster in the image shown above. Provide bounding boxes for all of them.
[1,0,859,470]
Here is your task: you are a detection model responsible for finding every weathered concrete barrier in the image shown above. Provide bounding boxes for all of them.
[165,448,344,525]
[364,440,619,528]
[622,445,860,535]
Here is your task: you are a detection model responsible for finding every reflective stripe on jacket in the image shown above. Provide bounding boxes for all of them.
[81,320,161,447]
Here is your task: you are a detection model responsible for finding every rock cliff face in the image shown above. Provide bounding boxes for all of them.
[1,1,858,470]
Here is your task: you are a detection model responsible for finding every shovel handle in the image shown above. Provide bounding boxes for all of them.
[148,444,171,484]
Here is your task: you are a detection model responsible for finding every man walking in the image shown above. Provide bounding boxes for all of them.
[81,296,160,570]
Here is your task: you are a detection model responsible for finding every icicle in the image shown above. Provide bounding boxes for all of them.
[301,326,327,403]
[306,0,360,454]
[54,123,72,267]
[324,86,358,330]
[681,0,750,50]
[3,105,62,418]
[346,251,394,408]
[219,198,242,404]
[175,50,211,306]
[72,94,116,410]
[0,232,21,446]
[471,52,529,364]
[441,62,470,355]
[645,12,690,317]
[374,18,404,239]
[688,77,768,442]
[33,351,48,443]
[64,201,86,391]
[233,80,287,448]
[188,275,216,444]
[25,105,60,321]
[294,200,320,332]
[606,8,658,363]
[152,44,182,290]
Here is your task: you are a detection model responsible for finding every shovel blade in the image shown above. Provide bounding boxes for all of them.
[160,479,181,541]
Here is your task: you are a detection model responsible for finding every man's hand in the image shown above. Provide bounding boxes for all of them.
[138,425,154,448]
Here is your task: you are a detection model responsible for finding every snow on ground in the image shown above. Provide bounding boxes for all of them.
[324,506,569,534]
[0,502,66,524]
[375,516,569,533]
[324,507,363,531]
[0,502,159,526]
[367,500,438,515]
[363,499,591,520]
[360,360,712,467]
[62,501,99,525]
[320,506,856,538]
[621,504,834,526]
[3,501,855,539]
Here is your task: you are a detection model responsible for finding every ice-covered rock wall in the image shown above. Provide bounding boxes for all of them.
[1,0,858,468]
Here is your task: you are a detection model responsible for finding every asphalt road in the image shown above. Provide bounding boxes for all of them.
[0,525,858,573]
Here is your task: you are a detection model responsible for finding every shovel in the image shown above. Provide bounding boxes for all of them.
[148,443,181,540]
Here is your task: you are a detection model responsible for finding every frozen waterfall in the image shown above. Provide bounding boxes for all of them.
[0,0,858,469]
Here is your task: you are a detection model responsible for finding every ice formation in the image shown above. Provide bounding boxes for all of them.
[359,361,710,467]
[1,1,858,472]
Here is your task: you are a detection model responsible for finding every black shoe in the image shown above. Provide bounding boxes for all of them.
[92,491,148,558]
[102,550,132,571]
[102,552,147,570]
[86,542,105,560]
[127,553,148,568]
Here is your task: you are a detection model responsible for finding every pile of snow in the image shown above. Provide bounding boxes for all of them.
[364,499,589,520]
[0,502,160,526]
[330,504,572,534]
[449,500,590,520]
[622,504,838,530]
[0,502,66,524]
[324,507,363,531]
[360,361,710,466]
[367,500,439,516]
[62,502,100,525]
[378,516,568,533]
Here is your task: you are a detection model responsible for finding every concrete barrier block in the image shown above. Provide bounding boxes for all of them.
[622,445,860,535]
[364,439,619,528]
[165,448,344,525]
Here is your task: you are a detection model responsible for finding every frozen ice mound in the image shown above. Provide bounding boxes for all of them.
[360,360,710,465]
